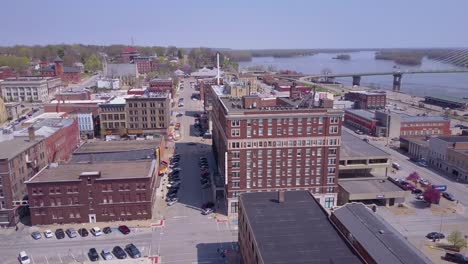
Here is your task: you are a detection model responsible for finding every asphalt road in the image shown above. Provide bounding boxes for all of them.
[0,78,237,264]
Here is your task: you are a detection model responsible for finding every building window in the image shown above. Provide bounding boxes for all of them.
[327,177,335,184]
[231,120,240,127]
[325,197,334,208]
[232,171,240,179]
[232,181,240,188]
[328,167,336,174]
[328,158,336,165]
[231,129,240,137]
[232,151,240,159]
[329,126,338,134]
[231,202,239,213]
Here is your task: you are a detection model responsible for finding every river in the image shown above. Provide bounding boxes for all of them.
[239,51,468,98]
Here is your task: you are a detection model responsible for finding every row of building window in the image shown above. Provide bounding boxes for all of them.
[230,138,339,149]
[232,126,339,137]
[402,122,445,127]
[231,177,335,188]
[401,130,441,136]
[231,117,339,127]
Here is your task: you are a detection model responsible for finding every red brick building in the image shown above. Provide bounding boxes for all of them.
[44,99,105,116]
[134,56,152,74]
[149,78,173,95]
[40,56,81,83]
[55,90,91,101]
[0,134,48,226]
[0,66,15,79]
[211,91,343,214]
[26,160,158,225]
[121,46,140,63]
[345,91,386,110]
[400,116,451,137]
[344,109,379,135]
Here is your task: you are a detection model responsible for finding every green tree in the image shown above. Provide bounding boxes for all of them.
[177,49,183,59]
[447,231,468,249]
[85,54,102,73]
[0,55,30,72]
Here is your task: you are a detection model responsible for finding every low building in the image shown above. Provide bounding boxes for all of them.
[121,46,140,63]
[424,95,468,110]
[331,203,433,264]
[26,160,158,225]
[345,90,387,110]
[401,137,430,161]
[339,131,390,178]
[99,96,127,136]
[446,148,468,182]
[0,97,7,124]
[97,78,120,90]
[5,102,21,120]
[345,109,451,138]
[0,134,48,226]
[239,191,362,264]
[191,67,223,79]
[338,179,407,206]
[44,99,105,116]
[55,90,91,101]
[429,136,468,182]
[0,76,63,102]
[106,64,138,86]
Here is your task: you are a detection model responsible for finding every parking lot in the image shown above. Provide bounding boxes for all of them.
[0,78,238,264]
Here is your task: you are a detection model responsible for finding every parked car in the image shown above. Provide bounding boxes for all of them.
[419,178,430,186]
[55,228,65,239]
[412,189,423,194]
[112,246,127,259]
[18,251,31,264]
[444,252,468,263]
[101,249,113,260]
[202,208,214,215]
[416,194,424,200]
[392,162,402,170]
[78,228,89,237]
[66,228,78,238]
[118,225,131,235]
[442,192,456,201]
[90,227,103,236]
[417,161,428,167]
[31,231,42,240]
[167,182,181,188]
[202,202,215,210]
[125,243,141,258]
[44,230,54,238]
[426,232,445,240]
[103,227,112,234]
[167,199,179,206]
[88,248,99,261]
[402,184,416,191]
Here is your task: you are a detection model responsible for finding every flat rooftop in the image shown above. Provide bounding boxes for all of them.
[339,179,404,194]
[401,136,430,147]
[74,140,161,154]
[401,115,449,123]
[240,191,362,264]
[332,203,432,264]
[28,160,155,183]
[345,109,378,121]
[341,131,390,159]
[0,138,44,160]
[425,95,468,104]
[348,90,386,96]
[436,136,468,143]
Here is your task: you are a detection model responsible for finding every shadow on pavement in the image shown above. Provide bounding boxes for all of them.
[197,242,240,264]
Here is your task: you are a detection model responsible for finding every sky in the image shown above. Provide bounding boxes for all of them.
[2,0,468,49]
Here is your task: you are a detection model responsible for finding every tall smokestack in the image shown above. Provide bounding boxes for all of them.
[217,53,220,86]
[28,127,36,141]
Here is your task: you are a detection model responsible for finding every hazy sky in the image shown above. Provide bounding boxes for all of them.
[2,0,468,49]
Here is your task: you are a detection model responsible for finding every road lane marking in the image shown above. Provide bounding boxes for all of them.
[44,255,49,264]
[172,216,188,219]
[58,253,63,263]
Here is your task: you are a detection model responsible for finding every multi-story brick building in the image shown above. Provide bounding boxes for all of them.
[0,133,47,226]
[40,56,81,83]
[26,160,158,225]
[428,136,468,182]
[148,78,173,95]
[0,97,7,125]
[134,56,153,74]
[125,94,170,135]
[211,90,343,214]
[99,93,170,136]
[14,117,79,163]
[344,90,387,110]
[0,76,63,102]
[121,46,140,63]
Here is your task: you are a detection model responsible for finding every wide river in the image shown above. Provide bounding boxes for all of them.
[239,51,468,98]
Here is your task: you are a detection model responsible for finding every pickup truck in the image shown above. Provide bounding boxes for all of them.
[444,252,468,263]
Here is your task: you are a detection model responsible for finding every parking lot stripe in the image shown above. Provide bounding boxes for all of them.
[44,255,49,264]
[58,253,62,263]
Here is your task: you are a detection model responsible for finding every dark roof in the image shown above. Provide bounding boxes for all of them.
[0,138,44,160]
[27,160,155,183]
[240,191,362,264]
[72,148,155,163]
[73,140,162,154]
[54,56,63,62]
[40,65,55,72]
[332,203,432,264]
[435,136,468,143]
[341,130,390,159]
[64,66,81,73]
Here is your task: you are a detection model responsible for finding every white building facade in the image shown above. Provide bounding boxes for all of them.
[0,77,62,102]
